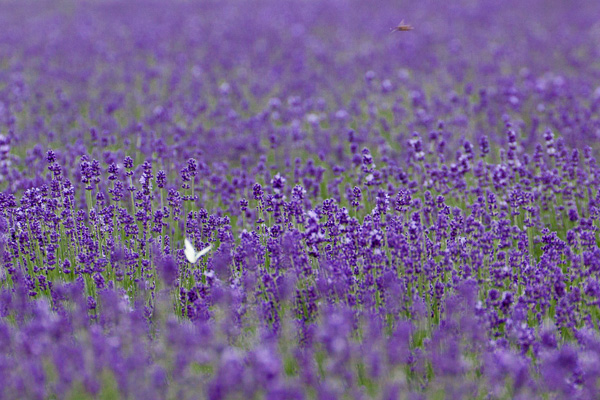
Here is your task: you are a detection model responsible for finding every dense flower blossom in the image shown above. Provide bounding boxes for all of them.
[1,0,600,398]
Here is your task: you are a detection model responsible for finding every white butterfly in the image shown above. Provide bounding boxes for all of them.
[184,238,212,264]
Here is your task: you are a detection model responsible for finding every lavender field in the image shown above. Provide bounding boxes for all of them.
[2,0,600,398]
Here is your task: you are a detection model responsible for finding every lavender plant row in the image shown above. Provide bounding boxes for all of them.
[2,0,600,398]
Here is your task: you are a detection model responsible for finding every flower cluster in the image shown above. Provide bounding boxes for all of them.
[2,0,600,398]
